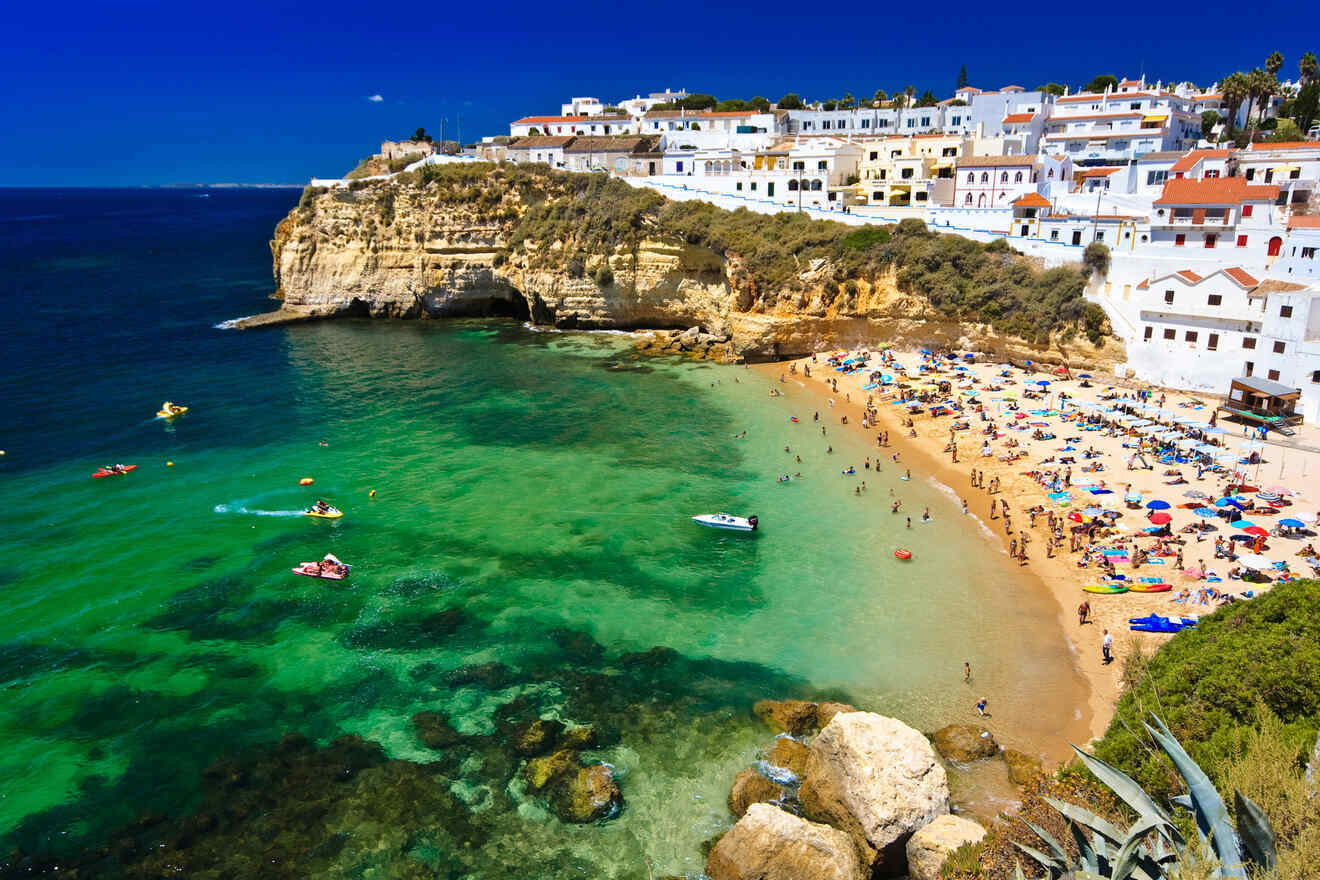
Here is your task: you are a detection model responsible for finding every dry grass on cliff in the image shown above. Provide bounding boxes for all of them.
[301,163,1109,348]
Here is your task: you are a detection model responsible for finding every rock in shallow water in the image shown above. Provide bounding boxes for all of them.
[932,724,998,763]
[512,719,566,757]
[523,749,579,793]
[706,803,865,880]
[412,711,462,750]
[729,768,787,819]
[765,737,809,779]
[799,712,949,875]
[753,699,820,736]
[551,763,622,823]
[905,814,986,880]
[1002,748,1044,785]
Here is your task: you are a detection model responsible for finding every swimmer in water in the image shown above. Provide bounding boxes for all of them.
[922,507,931,522]
[826,445,833,454]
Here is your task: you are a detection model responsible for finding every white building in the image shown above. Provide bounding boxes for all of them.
[560,97,606,117]
[1237,141,1320,210]
[509,114,635,138]
[1149,176,1283,260]
[657,137,863,208]
[504,135,575,167]
[1042,86,1200,165]
[953,154,1071,208]
[1274,216,1320,280]
[616,89,690,118]
[639,109,782,150]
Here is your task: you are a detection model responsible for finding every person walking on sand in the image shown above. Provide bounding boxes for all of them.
[963,662,971,683]
[975,697,988,717]
[1102,629,1113,664]
[1078,600,1090,626]
[962,498,969,515]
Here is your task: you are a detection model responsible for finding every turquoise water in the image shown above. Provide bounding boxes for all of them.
[1,190,1084,877]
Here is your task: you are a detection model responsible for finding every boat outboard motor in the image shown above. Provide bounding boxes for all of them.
[748,515,758,530]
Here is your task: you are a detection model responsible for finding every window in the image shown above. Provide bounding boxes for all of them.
[1163,328,1176,340]
[906,118,916,128]
[1143,326,1153,340]
[920,116,930,126]
[1273,341,1285,354]
[1050,229,1059,241]
[1237,235,1248,247]
[1281,305,1293,318]
[1245,361,1254,376]
[1312,370,1320,383]
[1242,204,1253,217]
[1304,248,1318,259]
[1267,369,1280,381]
[1096,231,1105,242]
[736,182,742,191]
[822,120,831,130]
[817,160,828,170]
[951,115,962,125]
[1242,337,1256,349]
[1164,290,1175,304]
[1014,171,1023,182]
[1175,233,1186,247]
[901,167,913,179]
[1205,234,1217,249]
[675,161,683,173]
[869,152,878,160]
[1185,331,1198,343]
[1245,168,1255,181]
[980,172,988,183]
[1000,172,1008,182]
[750,182,755,191]
[1146,170,1168,186]
[964,193,973,205]
[1208,294,1222,306]
[1208,333,1219,351]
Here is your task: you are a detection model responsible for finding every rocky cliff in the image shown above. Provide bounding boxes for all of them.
[264,163,1123,366]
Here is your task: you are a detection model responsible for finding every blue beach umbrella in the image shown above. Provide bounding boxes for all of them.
[1036,380,1051,386]
[1082,506,1105,516]
[1194,507,1218,517]
[1215,497,1245,510]
[1279,518,1305,528]
[919,348,932,355]
[1146,500,1171,510]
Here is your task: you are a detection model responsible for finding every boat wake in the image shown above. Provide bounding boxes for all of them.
[213,315,253,330]
[213,503,304,518]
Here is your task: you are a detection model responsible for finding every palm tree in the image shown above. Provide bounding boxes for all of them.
[1300,51,1319,84]
[840,92,856,109]
[891,93,907,111]
[1266,51,1284,77]
[1246,68,1278,129]
[872,88,887,107]
[1220,72,1250,141]
[904,84,916,102]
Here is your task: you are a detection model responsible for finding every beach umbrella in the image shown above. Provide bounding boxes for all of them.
[1236,553,1270,570]
[1194,443,1220,454]
[1244,525,1269,537]
[1176,438,1199,450]
[1214,452,1239,463]
[1216,497,1245,510]
[1238,440,1266,451]
[1146,499,1171,510]
[1083,506,1105,516]
[1183,490,1209,499]
[1279,518,1305,528]
[1079,373,1092,378]
[1194,507,1218,517]
[1148,512,1172,525]
[1231,519,1257,529]
[1256,492,1280,502]
[918,348,932,355]
[1265,486,1293,496]
[1203,426,1227,434]
[1036,380,1051,386]
[1298,512,1320,523]
[1126,491,1143,502]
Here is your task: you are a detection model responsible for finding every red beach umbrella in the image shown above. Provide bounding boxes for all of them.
[1243,526,1268,537]
[1148,512,1172,525]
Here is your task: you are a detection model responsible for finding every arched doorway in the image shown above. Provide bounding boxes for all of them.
[1267,236,1282,257]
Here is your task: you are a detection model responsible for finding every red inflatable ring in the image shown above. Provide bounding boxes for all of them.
[894,549,912,560]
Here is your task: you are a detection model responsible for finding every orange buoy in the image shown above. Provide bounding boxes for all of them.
[299,477,314,486]
[894,549,912,560]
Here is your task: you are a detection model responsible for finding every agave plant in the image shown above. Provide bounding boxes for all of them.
[1014,715,1276,880]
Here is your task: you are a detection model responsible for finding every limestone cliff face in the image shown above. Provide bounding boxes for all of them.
[269,175,1124,367]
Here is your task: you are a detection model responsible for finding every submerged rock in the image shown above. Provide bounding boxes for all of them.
[512,719,566,757]
[706,803,865,880]
[799,712,950,875]
[523,749,579,793]
[932,724,998,763]
[753,699,820,736]
[816,701,858,728]
[559,726,598,750]
[765,737,809,779]
[905,814,986,880]
[550,763,622,823]
[412,711,462,750]
[1003,748,1044,786]
[729,768,787,819]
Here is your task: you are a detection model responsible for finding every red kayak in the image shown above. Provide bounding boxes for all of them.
[93,465,137,478]
[292,554,351,580]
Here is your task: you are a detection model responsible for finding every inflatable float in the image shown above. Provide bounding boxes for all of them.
[1128,582,1171,593]
[894,549,911,560]
[1129,614,1197,634]
[1083,583,1128,594]
[292,554,351,580]
[93,465,137,478]
[299,477,314,486]
[156,402,188,419]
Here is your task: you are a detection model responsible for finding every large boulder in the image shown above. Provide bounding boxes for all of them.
[931,724,998,763]
[412,711,462,750]
[512,719,565,757]
[729,768,786,819]
[1003,749,1044,786]
[817,702,859,727]
[706,803,866,880]
[523,749,579,793]
[754,700,820,736]
[905,814,986,880]
[799,712,950,875]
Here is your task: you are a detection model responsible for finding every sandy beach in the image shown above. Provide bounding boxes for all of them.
[754,349,1320,744]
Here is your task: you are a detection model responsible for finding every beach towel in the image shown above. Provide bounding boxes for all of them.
[1145,558,1166,565]
[1088,488,1112,495]
[1139,577,1165,584]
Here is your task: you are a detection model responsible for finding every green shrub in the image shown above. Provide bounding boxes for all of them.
[594,263,614,286]
[1091,580,1320,803]
[1082,241,1111,277]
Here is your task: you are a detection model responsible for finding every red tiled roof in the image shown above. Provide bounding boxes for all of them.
[1176,270,1204,283]
[1153,177,1280,205]
[643,109,760,119]
[1288,215,1320,228]
[1081,167,1120,177]
[1002,112,1035,123]
[1246,141,1318,151]
[1169,149,1233,172]
[1223,267,1259,287]
[1136,279,1149,290]
[1012,192,1051,207]
[1044,131,1160,140]
[513,115,629,124]
[1120,79,1143,86]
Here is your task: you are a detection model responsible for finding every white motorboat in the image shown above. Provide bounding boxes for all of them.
[692,512,758,531]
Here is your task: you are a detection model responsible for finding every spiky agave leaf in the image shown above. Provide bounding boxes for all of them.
[1144,715,1244,878]
[1110,815,1164,880]
[1042,796,1126,845]
[1021,818,1069,864]
[1070,743,1180,843]
[1067,820,1100,872]
[1233,790,1277,870]
[1011,839,1064,876]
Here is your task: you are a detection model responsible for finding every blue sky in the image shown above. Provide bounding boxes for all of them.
[2,0,1313,185]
